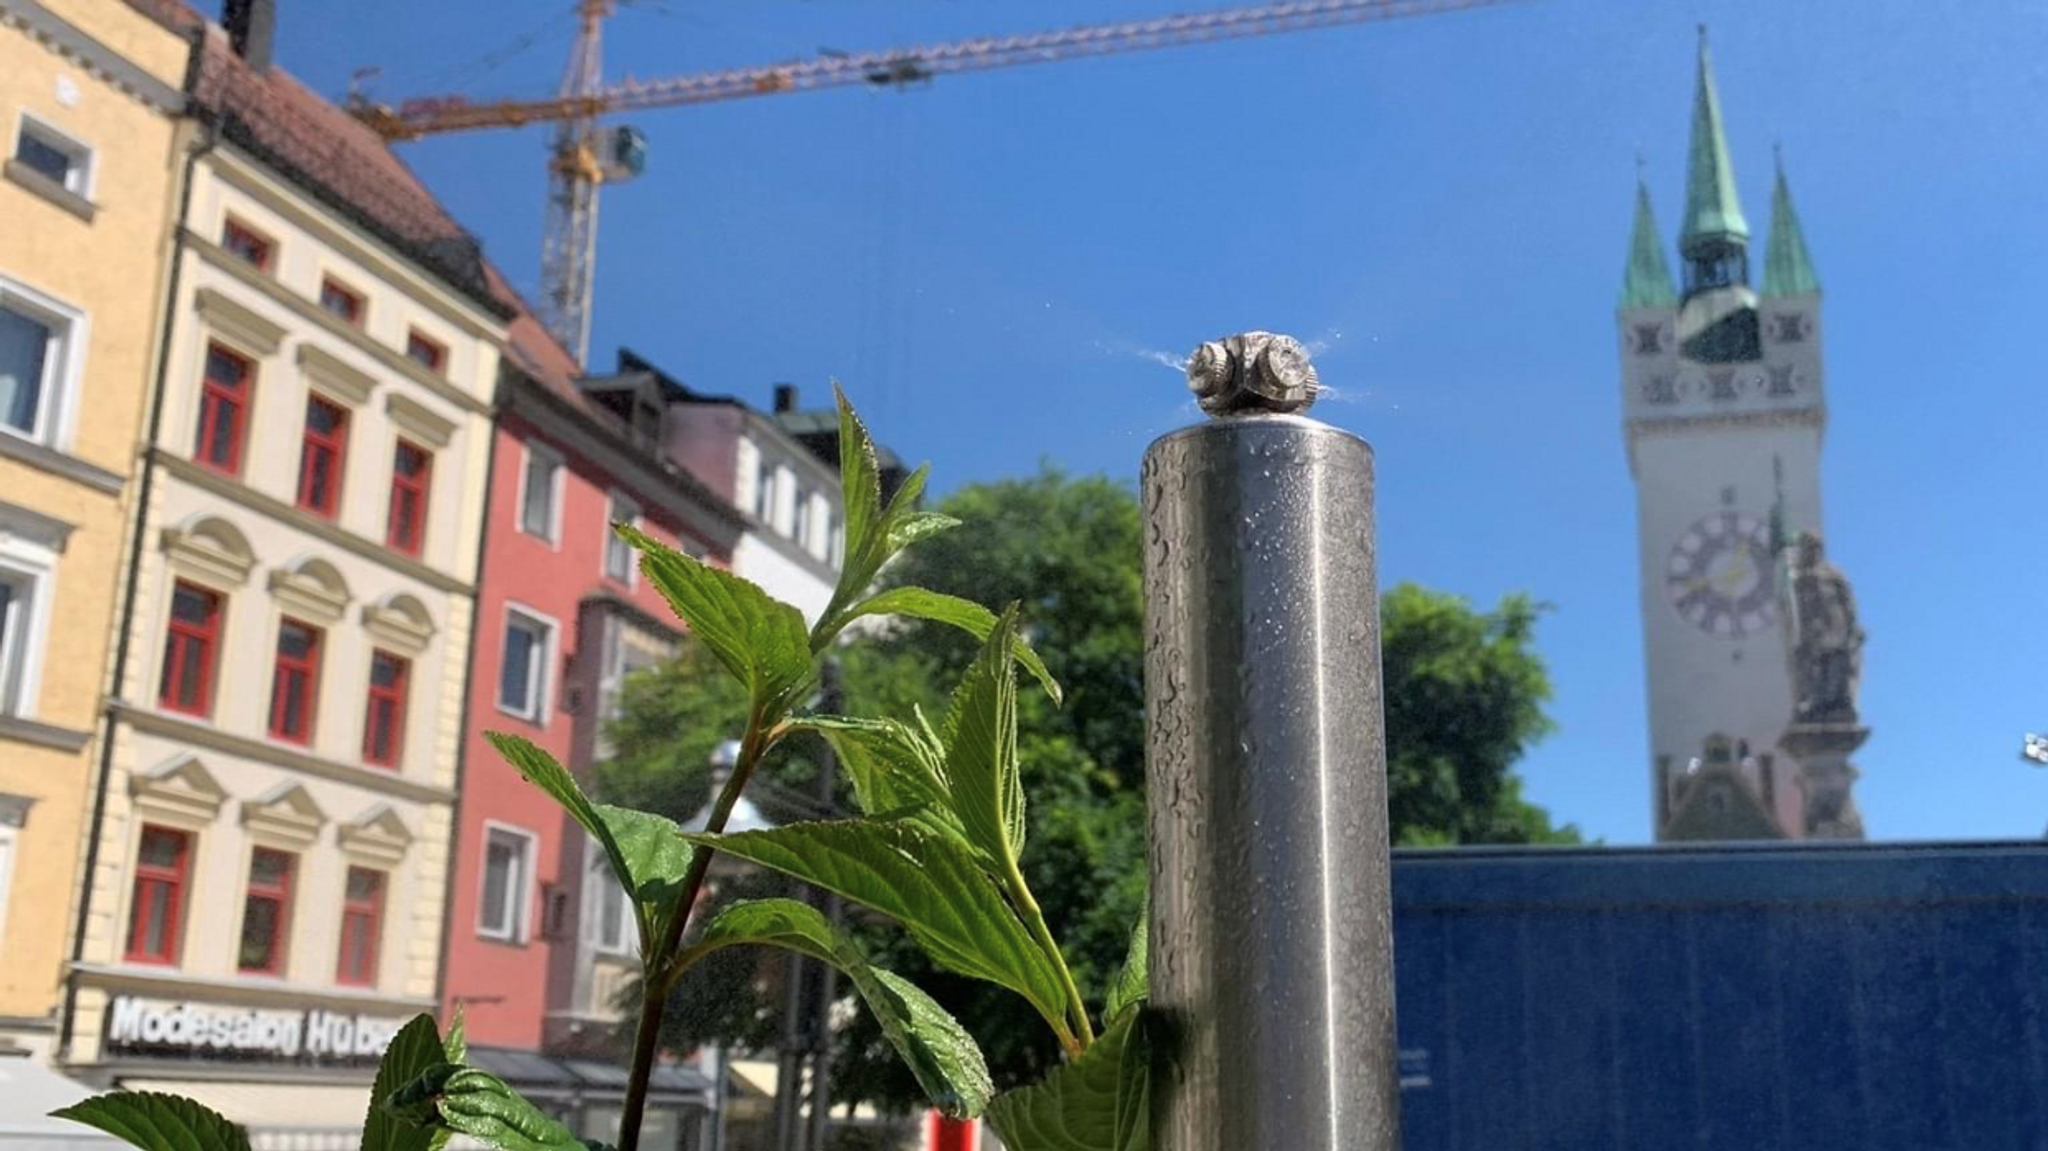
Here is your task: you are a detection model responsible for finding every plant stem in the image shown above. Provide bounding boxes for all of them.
[1003,855,1095,1055]
[617,705,774,1151]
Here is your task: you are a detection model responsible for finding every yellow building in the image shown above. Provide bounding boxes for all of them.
[55,5,508,1138]
[0,0,191,1057]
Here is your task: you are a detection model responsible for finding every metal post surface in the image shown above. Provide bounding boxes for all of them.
[1143,332,1399,1151]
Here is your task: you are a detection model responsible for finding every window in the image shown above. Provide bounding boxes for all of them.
[603,493,639,584]
[405,330,446,374]
[236,848,295,975]
[267,618,322,744]
[295,396,349,518]
[754,463,776,525]
[319,278,363,326]
[13,116,92,196]
[362,650,408,768]
[0,280,79,446]
[517,445,561,541]
[386,439,432,555]
[586,846,631,955]
[125,825,190,965]
[478,824,534,942]
[193,343,251,475]
[157,581,221,716]
[792,487,812,546]
[0,564,41,716]
[221,217,273,271]
[497,608,553,721]
[336,866,384,986]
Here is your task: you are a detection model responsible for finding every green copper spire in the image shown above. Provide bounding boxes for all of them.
[1761,149,1820,296]
[1680,28,1749,250]
[1621,176,1677,308]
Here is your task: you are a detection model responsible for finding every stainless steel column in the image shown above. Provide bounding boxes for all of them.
[1142,331,1399,1151]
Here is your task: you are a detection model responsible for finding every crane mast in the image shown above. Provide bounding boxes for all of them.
[354,0,1514,360]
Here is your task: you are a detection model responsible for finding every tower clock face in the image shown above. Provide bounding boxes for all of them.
[1665,511,1777,637]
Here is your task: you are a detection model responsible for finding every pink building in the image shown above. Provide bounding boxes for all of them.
[441,300,744,1143]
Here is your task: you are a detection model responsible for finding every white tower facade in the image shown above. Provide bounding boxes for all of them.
[1618,34,1829,841]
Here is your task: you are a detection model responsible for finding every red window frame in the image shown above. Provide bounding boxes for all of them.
[124,825,191,965]
[236,847,295,975]
[362,650,409,768]
[267,618,322,744]
[319,277,363,325]
[295,395,350,518]
[337,866,385,986]
[158,581,221,717]
[221,217,273,271]
[404,330,446,374]
[386,439,432,555]
[194,343,251,475]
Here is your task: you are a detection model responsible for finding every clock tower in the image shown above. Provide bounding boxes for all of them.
[1619,31,1832,841]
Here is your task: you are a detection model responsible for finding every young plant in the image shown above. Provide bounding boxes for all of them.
[56,388,1150,1151]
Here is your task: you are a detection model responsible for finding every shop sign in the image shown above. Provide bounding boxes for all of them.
[105,995,407,1064]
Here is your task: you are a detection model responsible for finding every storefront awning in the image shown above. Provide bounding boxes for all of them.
[0,1055,124,1148]
[467,1047,712,1104]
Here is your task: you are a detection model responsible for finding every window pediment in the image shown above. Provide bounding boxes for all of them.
[194,287,285,357]
[130,753,228,828]
[339,803,412,867]
[240,781,327,850]
[161,514,256,587]
[363,593,435,655]
[297,343,377,406]
[385,393,456,448]
[268,555,351,624]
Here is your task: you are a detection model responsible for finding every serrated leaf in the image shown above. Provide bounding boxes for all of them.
[442,1006,466,1065]
[686,820,1070,1036]
[362,1014,446,1151]
[1104,895,1148,1025]
[839,587,1061,705]
[486,733,696,951]
[51,1091,252,1151]
[619,523,813,716]
[886,510,961,551]
[387,1066,611,1151]
[789,715,964,845]
[834,382,883,584]
[939,607,1026,866]
[986,1012,1150,1151]
[682,899,994,1117]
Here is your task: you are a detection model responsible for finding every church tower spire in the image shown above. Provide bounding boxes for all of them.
[1621,173,1678,308]
[1761,148,1821,297]
[1679,27,1750,299]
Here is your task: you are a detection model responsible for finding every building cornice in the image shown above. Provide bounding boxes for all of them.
[67,963,436,1017]
[0,713,93,753]
[0,429,125,494]
[0,0,185,114]
[111,701,455,806]
[186,233,493,417]
[153,450,475,596]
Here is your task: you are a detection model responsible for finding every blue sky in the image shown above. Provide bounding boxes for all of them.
[280,0,2048,844]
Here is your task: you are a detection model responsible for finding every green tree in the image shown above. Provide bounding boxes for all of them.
[599,466,1575,1113]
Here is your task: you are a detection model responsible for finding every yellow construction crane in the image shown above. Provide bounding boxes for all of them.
[351,0,1515,362]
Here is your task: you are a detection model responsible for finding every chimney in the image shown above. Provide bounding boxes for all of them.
[772,384,799,414]
[222,0,276,72]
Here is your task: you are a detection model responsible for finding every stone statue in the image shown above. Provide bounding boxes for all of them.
[1784,531,1864,725]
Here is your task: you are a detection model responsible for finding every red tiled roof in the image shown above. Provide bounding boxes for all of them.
[126,2,507,315]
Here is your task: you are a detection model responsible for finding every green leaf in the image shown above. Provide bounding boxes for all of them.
[833,382,883,587]
[788,714,963,843]
[486,733,697,951]
[387,1066,612,1151]
[618,523,813,716]
[442,1006,466,1065]
[686,820,1071,1036]
[986,1011,1150,1151]
[51,1092,252,1151]
[682,899,994,1118]
[886,510,961,552]
[839,587,1061,705]
[362,1014,446,1151]
[939,606,1026,866]
[1104,894,1148,1025]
